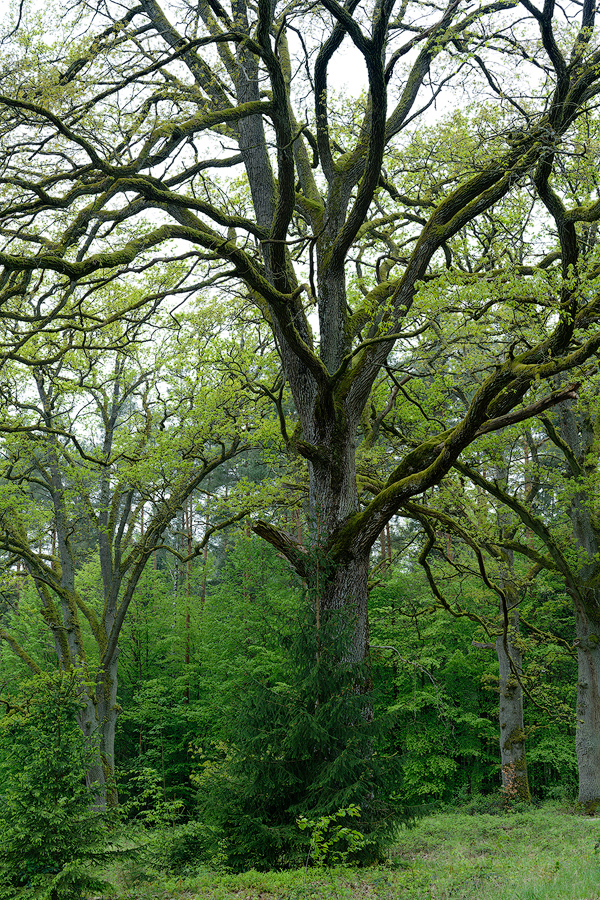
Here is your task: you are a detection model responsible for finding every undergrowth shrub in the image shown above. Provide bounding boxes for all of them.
[145,821,220,874]
[119,766,184,828]
[297,805,372,868]
[0,671,120,900]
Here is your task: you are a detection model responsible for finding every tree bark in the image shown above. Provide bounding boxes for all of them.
[574,606,600,812]
[316,550,371,667]
[77,657,119,807]
[496,609,531,803]
[557,399,600,810]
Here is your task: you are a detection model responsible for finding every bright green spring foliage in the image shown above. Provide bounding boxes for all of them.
[297,805,369,868]
[0,671,119,900]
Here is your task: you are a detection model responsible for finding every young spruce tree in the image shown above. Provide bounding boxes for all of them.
[0,672,118,900]
[197,575,408,872]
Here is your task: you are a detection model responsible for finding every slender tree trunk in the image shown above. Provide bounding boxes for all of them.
[574,603,600,813]
[379,530,385,564]
[185,497,192,703]
[201,542,208,608]
[496,605,530,802]
[379,524,391,571]
[295,507,303,546]
[492,471,531,803]
[557,399,600,809]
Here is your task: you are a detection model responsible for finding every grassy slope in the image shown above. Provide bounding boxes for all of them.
[106,805,600,900]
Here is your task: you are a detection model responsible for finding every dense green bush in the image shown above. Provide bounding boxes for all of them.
[0,671,118,900]
[145,820,220,874]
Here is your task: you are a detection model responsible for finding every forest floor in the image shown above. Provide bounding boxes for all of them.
[103,803,600,900]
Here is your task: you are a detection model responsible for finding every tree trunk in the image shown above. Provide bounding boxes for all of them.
[575,605,600,813]
[77,695,107,798]
[97,654,119,806]
[302,403,374,671]
[496,616,530,803]
[75,657,119,808]
[316,551,371,667]
[557,399,600,809]
[493,474,531,804]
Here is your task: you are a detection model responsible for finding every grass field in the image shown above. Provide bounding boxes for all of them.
[103,804,600,900]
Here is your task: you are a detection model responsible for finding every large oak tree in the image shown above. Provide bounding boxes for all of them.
[2,0,600,726]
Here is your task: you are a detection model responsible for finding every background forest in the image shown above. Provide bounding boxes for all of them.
[0,394,589,883]
[2,0,600,894]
